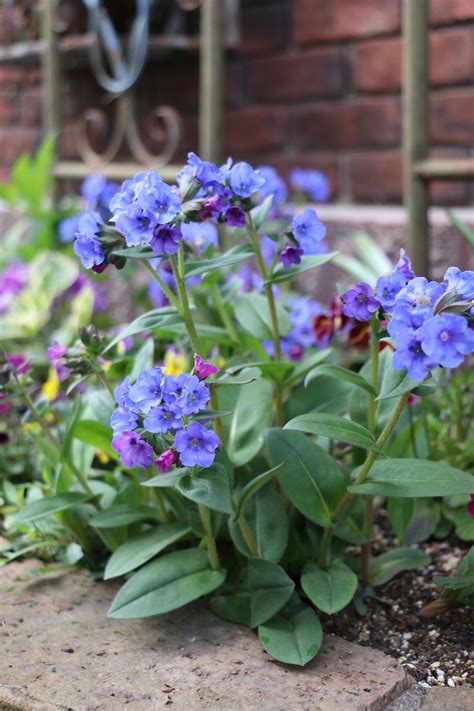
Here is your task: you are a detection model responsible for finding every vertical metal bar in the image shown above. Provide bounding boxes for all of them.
[199,0,224,163]
[403,0,430,276]
[41,0,60,139]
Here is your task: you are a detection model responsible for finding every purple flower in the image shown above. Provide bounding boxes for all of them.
[181,221,219,256]
[110,407,138,433]
[292,208,327,254]
[47,341,67,361]
[279,245,304,268]
[178,152,224,193]
[395,277,446,310]
[342,282,381,322]
[176,374,210,415]
[173,422,220,468]
[143,403,183,434]
[229,161,265,198]
[224,205,246,228]
[375,270,407,311]
[290,169,330,203]
[419,313,474,369]
[73,212,106,270]
[156,449,178,473]
[111,431,153,469]
[148,261,176,308]
[193,354,220,381]
[257,165,288,206]
[151,225,182,256]
[392,330,435,381]
[261,235,277,266]
[387,304,432,339]
[443,267,474,301]
[7,354,29,376]
[110,172,147,216]
[0,262,28,314]
[395,249,415,280]
[128,368,165,413]
[115,203,155,246]
[137,170,181,224]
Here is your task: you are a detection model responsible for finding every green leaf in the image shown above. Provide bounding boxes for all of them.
[110,246,156,259]
[12,492,94,524]
[388,497,415,542]
[353,231,393,277]
[184,244,254,278]
[305,364,376,395]
[258,604,322,666]
[175,464,233,514]
[301,561,358,614]
[266,252,339,285]
[228,361,294,384]
[369,547,431,586]
[104,523,191,579]
[103,307,181,353]
[234,462,286,520]
[226,378,274,467]
[433,575,474,591]
[349,459,474,498]
[445,208,474,248]
[234,292,291,340]
[332,253,378,286]
[250,194,274,230]
[143,468,191,488]
[266,429,346,527]
[284,413,380,452]
[89,505,162,528]
[229,483,289,563]
[286,348,333,387]
[130,339,154,381]
[73,419,115,459]
[108,548,226,618]
[211,366,262,387]
[247,559,294,627]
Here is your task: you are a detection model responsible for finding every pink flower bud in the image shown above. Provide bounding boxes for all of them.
[192,354,220,381]
[156,449,177,473]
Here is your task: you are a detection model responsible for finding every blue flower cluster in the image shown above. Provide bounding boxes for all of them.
[279,207,327,268]
[59,174,118,243]
[110,365,220,469]
[341,251,474,380]
[290,168,330,203]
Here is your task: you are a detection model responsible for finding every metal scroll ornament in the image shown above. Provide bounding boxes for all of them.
[78,0,181,168]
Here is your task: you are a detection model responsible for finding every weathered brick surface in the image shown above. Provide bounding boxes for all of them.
[0,560,412,711]
[431,88,474,145]
[430,0,474,25]
[294,0,401,45]
[224,106,289,156]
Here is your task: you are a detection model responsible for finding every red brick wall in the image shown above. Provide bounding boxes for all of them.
[0,0,473,205]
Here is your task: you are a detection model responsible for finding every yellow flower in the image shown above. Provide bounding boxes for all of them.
[96,450,110,465]
[41,367,60,402]
[216,356,225,370]
[164,348,187,376]
[23,422,39,432]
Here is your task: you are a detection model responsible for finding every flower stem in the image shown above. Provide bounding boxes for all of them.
[238,512,259,558]
[319,393,408,570]
[361,317,379,585]
[246,216,283,427]
[142,259,182,312]
[209,282,241,347]
[198,503,220,570]
[95,368,115,400]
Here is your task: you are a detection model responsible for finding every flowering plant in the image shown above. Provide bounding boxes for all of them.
[2,153,473,666]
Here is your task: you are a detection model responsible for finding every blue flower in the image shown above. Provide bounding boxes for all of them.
[443,267,474,300]
[419,313,474,369]
[229,161,265,198]
[181,221,219,255]
[186,152,224,188]
[148,261,176,308]
[342,282,380,322]
[111,431,153,469]
[128,367,165,413]
[137,170,181,224]
[261,235,277,266]
[162,373,190,404]
[292,208,327,254]
[151,225,182,255]
[173,422,220,468]
[110,172,146,216]
[290,169,330,202]
[59,213,82,243]
[392,329,435,381]
[110,407,138,433]
[143,403,183,434]
[257,165,288,206]
[375,270,407,310]
[395,277,446,310]
[115,203,155,246]
[394,249,415,280]
[224,206,246,228]
[73,212,105,270]
[387,304,432,339]
[176,374,210,415]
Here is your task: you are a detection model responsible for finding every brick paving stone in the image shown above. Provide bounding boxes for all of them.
[0,560,411,710]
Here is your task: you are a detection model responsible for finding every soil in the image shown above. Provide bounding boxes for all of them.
[324,511,474,689]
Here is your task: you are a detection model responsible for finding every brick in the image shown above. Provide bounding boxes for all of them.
[354,28,474,93]
[224,106,289,156]
[350,151,402,203]
[431,88,474,145]
[248,47,345,102]
[430,0,474,25]
[238,2,291,56]
[429,149,472,205]
[20,86,42,126]
[294,0,401,45]
[0,125,39,162]
[0,90,18,125]
[292,97,400,151]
